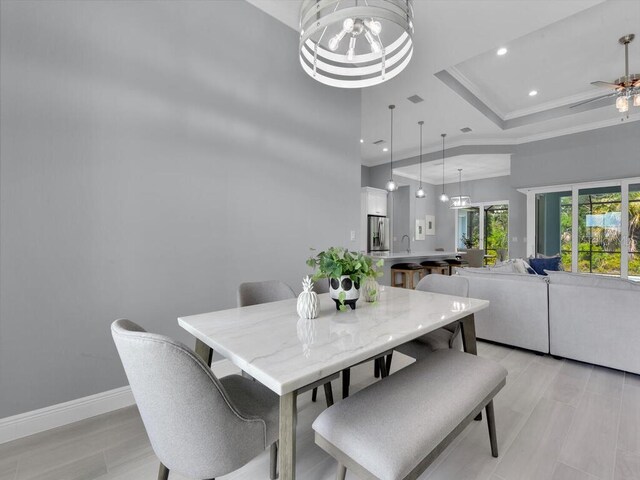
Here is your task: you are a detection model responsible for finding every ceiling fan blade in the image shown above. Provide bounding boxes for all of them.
[570,92,618,108]
[590,81,622,90]
[634,79,640,87]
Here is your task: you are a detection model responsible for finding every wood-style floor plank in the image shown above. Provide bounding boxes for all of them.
[551,462,598,480]
[617,382,640,455]
[558,390,622,480]
[3,342,638,480]
[493,398,575,480]
[543,360,592,407]
[614,450,640,480]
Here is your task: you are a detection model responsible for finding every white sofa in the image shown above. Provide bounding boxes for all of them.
[456,268,640,375]
[547,271,640,375]
[456,269,550,353]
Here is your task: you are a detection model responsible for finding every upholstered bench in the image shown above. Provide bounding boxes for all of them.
[312,349,507,480]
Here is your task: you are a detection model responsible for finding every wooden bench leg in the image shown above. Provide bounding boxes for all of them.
[311,387,318,402]
[342,368,351,399]
[374,359,380,378]
[157,463,169,480]
[378,357,389,378]
[460,314,482,421]
[270,441,278,480]
[486,400,498,457]
[386,353,393,374]
[336,463,346,480]
[324,382,334,407]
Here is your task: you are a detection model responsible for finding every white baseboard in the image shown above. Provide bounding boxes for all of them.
[0,358,237,444]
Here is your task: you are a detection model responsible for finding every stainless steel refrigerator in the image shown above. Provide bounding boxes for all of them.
[368,215,390,252]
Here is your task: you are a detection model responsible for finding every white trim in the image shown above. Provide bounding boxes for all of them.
[0,358,237,444]
[363,115,640,168]
[571,186,579,273]
[621,182,630,279]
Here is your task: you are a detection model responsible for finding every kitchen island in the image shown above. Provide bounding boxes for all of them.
[368,251,462,286]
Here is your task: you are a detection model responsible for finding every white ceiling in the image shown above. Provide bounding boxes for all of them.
[453,0,640,119]
[393,154,511,185]
[247,0,640,169]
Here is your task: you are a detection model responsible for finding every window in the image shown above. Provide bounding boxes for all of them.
[455,201,509,264]
[524,177,640,280]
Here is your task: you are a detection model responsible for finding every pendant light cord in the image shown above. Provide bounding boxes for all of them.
[441,134,446,195]
[418,121,423,187]
[389,105,394,177]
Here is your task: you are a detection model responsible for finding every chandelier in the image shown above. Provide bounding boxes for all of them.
[299,0,414,88]
[449,169,471,209]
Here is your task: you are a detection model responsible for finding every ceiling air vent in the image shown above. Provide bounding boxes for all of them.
[372,139,386,145]
[407,94,424,104]
[460,127,472,133]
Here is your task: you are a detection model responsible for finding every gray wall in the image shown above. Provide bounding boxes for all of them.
[512,121,640,188]
[434,175,527,258]
[0,0,361,418]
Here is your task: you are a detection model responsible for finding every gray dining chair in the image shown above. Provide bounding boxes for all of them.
[237,280,336,408]
[394,275,469,361]
[111,319,279,480]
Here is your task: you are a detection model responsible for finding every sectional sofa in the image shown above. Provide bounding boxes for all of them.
[456,268,640,375]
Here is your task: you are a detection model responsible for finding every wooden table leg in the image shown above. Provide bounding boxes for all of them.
[194,339,213,367]
[460,314,482,420]
[279,391,297,480]
[460,314,478,356]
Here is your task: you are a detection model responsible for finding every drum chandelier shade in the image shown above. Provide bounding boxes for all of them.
[450,169,472,209]
[299,0,415,88]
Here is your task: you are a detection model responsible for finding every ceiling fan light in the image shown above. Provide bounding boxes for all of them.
[634,94,640,107]
[616,96,628,111]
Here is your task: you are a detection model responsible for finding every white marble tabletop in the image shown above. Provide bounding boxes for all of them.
[178,287,489,395]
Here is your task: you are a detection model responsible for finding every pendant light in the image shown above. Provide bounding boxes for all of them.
[385,104,397,192]
[415,121,426,198]
[439,133,449,203]
[449,168,472,209]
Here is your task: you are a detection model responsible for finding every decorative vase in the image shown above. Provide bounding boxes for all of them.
[297,276,319,319]
[362,276,379,302]
[329,275,360,310]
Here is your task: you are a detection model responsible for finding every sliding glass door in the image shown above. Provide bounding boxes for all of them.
[629,184,640,280]
[456,202,509,265]
[577,186,621,275]
[527,177,640,280]
[485,204,509,260]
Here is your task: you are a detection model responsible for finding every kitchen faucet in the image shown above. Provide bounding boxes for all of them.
[401,234,411,253]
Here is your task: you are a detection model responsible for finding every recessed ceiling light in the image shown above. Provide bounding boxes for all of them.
[496,47,508,56]
[360,139,364,143]
[382,147,389,152]
[529,90,538,96]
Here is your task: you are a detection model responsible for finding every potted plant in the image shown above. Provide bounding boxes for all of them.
[460,233,478,249]
[306,247,383,311]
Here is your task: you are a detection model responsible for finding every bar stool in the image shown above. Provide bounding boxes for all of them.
[391,263,424,289]
[420,260,450,276]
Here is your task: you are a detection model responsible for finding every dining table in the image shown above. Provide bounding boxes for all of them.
[178,286,490,480]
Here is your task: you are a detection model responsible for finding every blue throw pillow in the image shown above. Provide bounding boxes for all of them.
[528,256,562,275]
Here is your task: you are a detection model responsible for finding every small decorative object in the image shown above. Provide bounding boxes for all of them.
[425,215,435,236]
[415,219,426,241]
[297,276,319,319]
[362,275,379,303]
[307,247,383,311]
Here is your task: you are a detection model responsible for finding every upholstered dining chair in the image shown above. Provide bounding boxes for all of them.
[237,280,336,408]
[111,319,279,480]
[394,275,469,361]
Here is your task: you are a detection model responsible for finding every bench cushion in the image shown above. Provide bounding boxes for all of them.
[312,350,507,480]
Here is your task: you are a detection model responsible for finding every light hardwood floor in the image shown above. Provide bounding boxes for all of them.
[2,341,640,480]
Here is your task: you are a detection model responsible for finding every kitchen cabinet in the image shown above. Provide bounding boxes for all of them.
[363,187,388,216]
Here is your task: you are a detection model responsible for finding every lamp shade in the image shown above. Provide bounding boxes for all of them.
[299,0,414,88]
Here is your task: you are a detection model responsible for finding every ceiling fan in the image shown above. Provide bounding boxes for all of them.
[571,34,640,112]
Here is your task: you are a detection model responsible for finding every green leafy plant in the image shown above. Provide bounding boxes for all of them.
[306,247,383,310]
[461,233,479,249]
